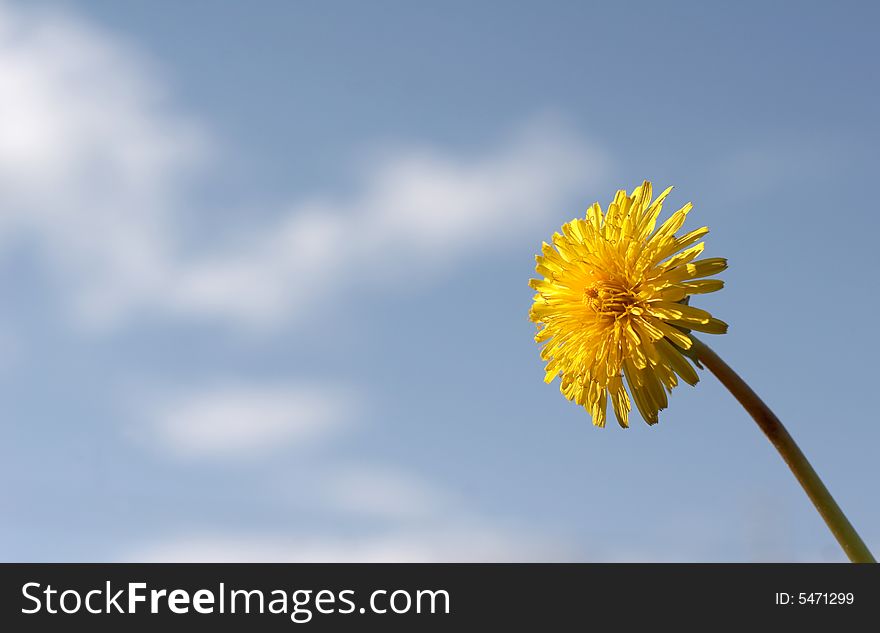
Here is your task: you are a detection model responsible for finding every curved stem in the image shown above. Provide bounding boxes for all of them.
[690,336,875,563]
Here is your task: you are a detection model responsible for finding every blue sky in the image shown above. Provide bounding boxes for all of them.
[0,0,877,561]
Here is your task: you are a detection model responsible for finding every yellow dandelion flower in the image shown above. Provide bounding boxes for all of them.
[529,180,727,428]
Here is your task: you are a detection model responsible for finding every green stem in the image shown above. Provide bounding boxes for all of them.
[690,336,875,563]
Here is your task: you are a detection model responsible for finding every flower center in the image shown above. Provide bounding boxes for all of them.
[583,281,640,317]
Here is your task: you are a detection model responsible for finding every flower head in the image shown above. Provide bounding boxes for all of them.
[529,181,727,427]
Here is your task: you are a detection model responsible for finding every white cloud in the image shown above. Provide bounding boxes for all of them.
[0,2,592,561]
[0,2,609,331]
[0,2,203,326]
[124,521,569,563]
[123,460,574,561]
[164,121,607,327]
[322,464,458,521]
[149,384,352,459]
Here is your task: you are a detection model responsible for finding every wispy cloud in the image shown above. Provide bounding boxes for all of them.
[0,1,203,325]
[0,1,595,563]
[124,521,569,563]
[321,464,458,521]
[122,458,574,562]
[164,120,608,327]
[0,3,609,331]
[146,384,353,460]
